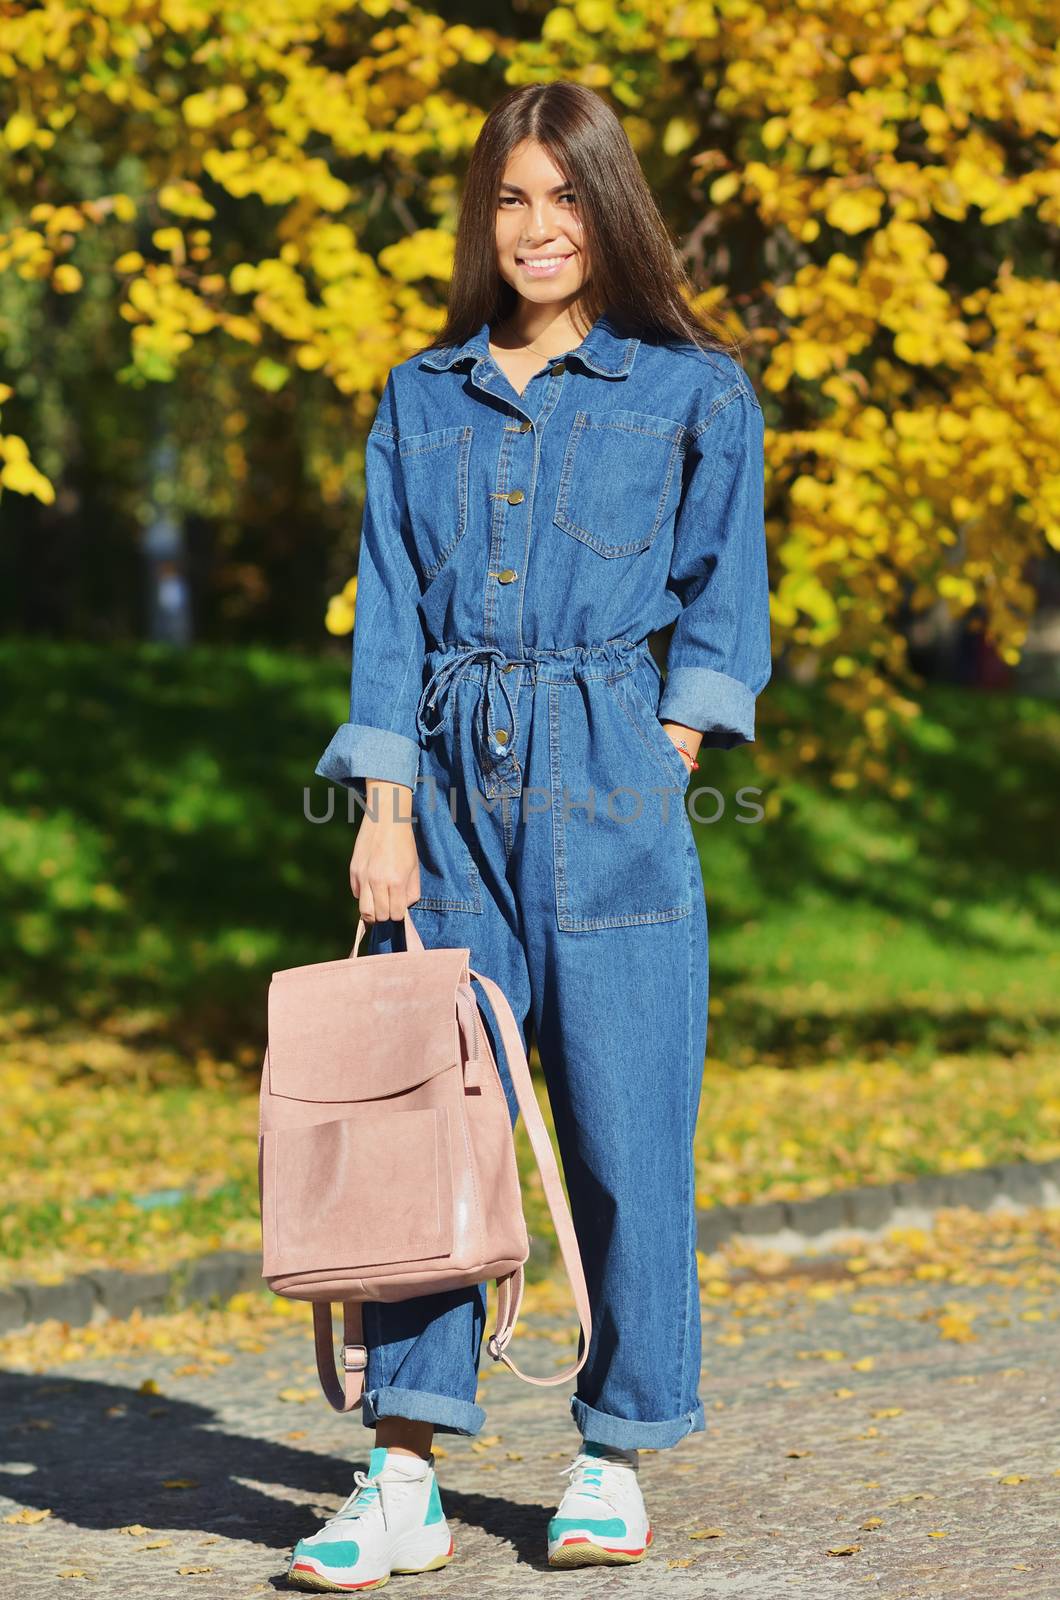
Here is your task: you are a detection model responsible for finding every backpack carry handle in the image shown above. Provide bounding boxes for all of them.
[349,910,425,959]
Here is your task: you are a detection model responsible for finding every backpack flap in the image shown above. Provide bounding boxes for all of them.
[264,944,469,1113]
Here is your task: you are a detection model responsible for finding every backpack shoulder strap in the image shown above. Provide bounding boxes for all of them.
[469,967,592,1386]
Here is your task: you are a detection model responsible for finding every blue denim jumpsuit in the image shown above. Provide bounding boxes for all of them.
[315,311,772,1451]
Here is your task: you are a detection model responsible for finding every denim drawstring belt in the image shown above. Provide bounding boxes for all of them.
[415,645,526,772]
[415,638,648,777]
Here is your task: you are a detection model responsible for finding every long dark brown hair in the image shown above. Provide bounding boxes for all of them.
[420,81,737,360]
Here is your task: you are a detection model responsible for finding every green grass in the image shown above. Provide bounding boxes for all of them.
[0,637,1057,1065]
[688,679,1059,1061]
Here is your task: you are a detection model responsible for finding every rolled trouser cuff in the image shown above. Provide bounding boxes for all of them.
[360,1383,487,1437]
[569,1394,706,1451]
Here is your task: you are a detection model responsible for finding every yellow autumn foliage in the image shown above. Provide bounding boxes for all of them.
[0,0,1056,768]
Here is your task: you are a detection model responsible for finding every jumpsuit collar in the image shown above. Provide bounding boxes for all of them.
[418,310,639,379]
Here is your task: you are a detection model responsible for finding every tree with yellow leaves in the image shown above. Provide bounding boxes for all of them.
[1,0,1057,778]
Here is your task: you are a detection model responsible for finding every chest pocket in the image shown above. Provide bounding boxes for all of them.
[398,425,473,580]
[554,409,686,558]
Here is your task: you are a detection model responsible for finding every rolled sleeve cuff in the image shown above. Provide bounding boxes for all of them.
[658,667,757,750]
[314,722,421,791]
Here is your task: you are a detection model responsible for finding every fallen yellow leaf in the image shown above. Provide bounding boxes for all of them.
[937,1313,976,1343]
[3,1507,51,1524]
[119,1524,152,1536]
[178,1566,213,1575]
[277,1387,316,1403]
[138,1378,161,1395]
[162,1479,199,1490]
[689,1527,724,1539]
[827,1543,861,1556]
[999,1474,1028,1485]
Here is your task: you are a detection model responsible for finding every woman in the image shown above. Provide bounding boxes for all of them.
[293,79,771,1590]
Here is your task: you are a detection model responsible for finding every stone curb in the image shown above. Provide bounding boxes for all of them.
[695,1156,1060,1256]
[2,1159,1058,1338]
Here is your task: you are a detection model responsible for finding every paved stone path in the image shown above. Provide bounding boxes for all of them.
[1,1244,1057,1599]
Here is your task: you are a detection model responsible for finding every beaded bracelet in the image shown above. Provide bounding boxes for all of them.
[674,739,699,772]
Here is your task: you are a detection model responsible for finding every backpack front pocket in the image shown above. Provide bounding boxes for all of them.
[553,409,686,558]
[398,425,473,579]
[261,1104,454,1276]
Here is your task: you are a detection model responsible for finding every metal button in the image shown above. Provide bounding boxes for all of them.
[550,361,565,375]
[507,488,525,505]
[516,419,532,432]
[502,662,517,672]
[493,729,509,745]
[496,568,518,584]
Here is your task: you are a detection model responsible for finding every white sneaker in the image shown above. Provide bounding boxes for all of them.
[287,1444,454,1591]
[546,1441,653,1567]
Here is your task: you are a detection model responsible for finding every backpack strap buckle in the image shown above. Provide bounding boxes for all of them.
[341,1343,368,1372]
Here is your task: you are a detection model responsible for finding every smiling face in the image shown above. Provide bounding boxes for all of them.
[495,137,588,311]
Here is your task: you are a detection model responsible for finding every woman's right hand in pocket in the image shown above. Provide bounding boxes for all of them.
[350,780,421,922]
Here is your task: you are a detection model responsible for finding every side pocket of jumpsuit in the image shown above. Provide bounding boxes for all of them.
[548,672,694,933]
[621,664,697,798]
[410,733,484,915]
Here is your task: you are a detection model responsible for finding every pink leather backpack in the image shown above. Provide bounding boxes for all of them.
[258,911,592,1411]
